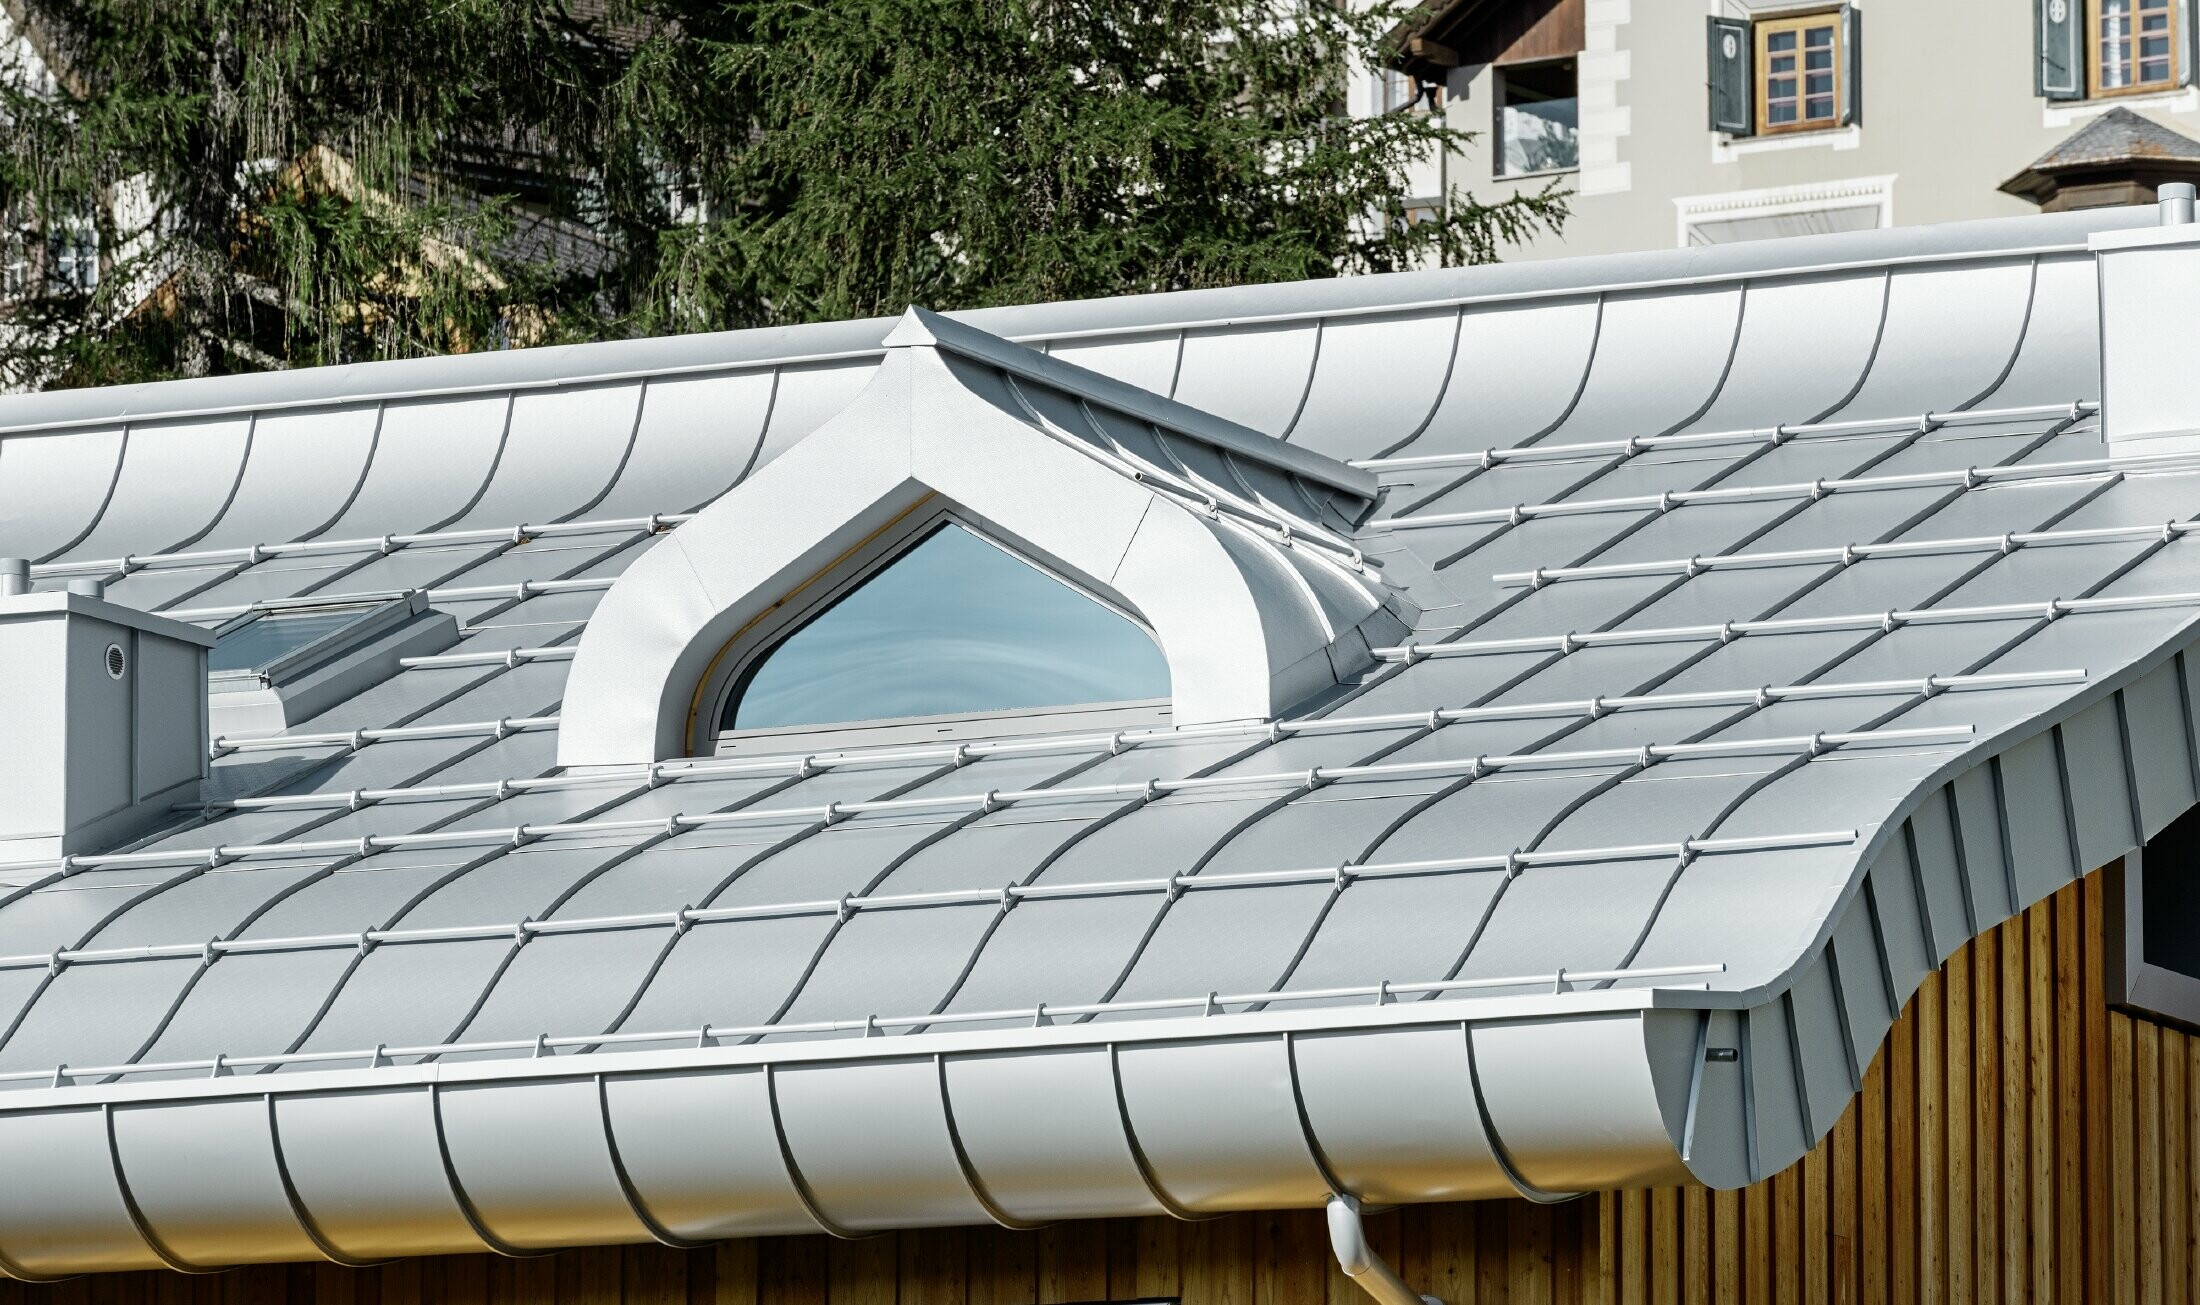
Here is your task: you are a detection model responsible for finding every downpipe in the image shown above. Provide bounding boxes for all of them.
[1326,1193,1444,1305]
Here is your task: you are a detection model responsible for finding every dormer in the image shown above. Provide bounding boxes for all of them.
[556,307,1414,766]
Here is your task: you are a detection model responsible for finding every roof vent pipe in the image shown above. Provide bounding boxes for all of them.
[2163,181,2196,225]
[1326,1194,1444,1305]
[0,559,26,598]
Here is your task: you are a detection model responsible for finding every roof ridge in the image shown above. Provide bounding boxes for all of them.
[886,304,1377,501]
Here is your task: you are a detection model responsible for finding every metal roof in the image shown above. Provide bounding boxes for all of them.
[0,202,2189,1275]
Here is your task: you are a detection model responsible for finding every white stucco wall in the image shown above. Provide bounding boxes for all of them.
[1357,0,2200,259]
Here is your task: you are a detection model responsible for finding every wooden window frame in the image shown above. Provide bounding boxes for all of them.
[1753,9,1845,136]
[2087,0,2181,98]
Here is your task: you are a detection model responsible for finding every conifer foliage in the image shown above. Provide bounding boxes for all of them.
[0,0,1565,389]
[0,0,608,388]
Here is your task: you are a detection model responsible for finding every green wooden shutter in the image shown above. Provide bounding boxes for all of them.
[2183,0,2198,86]
[2037,0,2083,99]
[1708,16,1753,135]
[1842,5,1863,125]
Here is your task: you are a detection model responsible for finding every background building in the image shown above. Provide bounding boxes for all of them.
[1378,0,2200,255]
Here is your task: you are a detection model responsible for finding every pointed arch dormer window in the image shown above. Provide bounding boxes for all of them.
[555,307,1414,768]
[716,518,1169,739]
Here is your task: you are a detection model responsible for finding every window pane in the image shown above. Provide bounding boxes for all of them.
[2133,0,2176,82]
[723,523,1170,732]
[1384,70,1412,113]
[2103,0,2135,86]
[1497,61,1578,175]
[209,608,373,673]
[1767,38,1798,124]
[2142,805,2200,980]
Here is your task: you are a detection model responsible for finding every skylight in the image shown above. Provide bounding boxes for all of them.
[208,605,380,675]
[721,523,1170,733]
[204,592,458,740]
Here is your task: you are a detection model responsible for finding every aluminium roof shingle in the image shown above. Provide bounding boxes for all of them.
[0,203,2192,1271]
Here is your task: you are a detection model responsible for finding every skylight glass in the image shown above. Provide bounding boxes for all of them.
[207,606,376,674]
[723,523,1170,732]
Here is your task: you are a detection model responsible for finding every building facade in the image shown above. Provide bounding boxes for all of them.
[1378,0,2200,256]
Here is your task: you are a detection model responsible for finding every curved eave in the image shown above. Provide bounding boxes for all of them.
[1680,607,2200,1189]
[0,987,1702,1278]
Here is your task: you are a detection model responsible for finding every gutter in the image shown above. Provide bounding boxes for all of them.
[0,993,1703,1277]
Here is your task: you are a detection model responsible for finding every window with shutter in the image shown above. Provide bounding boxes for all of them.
[1707,16,1753,135]
[1710,9,1859,139]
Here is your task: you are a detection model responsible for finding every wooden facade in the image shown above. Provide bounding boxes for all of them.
[1454,0,1583,68]
[1400,0,1584,79]
[4,864,2194,1304]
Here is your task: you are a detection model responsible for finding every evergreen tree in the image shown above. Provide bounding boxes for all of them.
[605,0,1567,332]
[0,0,612,387]
[0,0,1565,390]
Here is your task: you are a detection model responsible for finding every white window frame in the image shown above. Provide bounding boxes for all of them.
[47,219,96,293]
[0,227,26,300]
[1673,174,1895,248]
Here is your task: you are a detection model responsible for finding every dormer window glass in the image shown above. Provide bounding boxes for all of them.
[719,521,1169,735]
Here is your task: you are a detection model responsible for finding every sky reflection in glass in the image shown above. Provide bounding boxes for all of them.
[208,607,371,674]
[724,524,1169,731]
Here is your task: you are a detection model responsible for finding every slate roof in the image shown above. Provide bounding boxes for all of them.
[0,203,2193,1272]
[2025,105,2200,171]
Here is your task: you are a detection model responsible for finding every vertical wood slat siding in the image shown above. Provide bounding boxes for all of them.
[1601,864,2200,1303]
[2,864,2194,1305]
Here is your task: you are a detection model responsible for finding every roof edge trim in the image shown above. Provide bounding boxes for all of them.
[0,209,2154,442]
[0,985,1683,1111]
[889,306,1378,499]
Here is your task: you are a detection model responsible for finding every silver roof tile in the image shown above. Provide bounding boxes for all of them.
[0,205,2191,1267]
